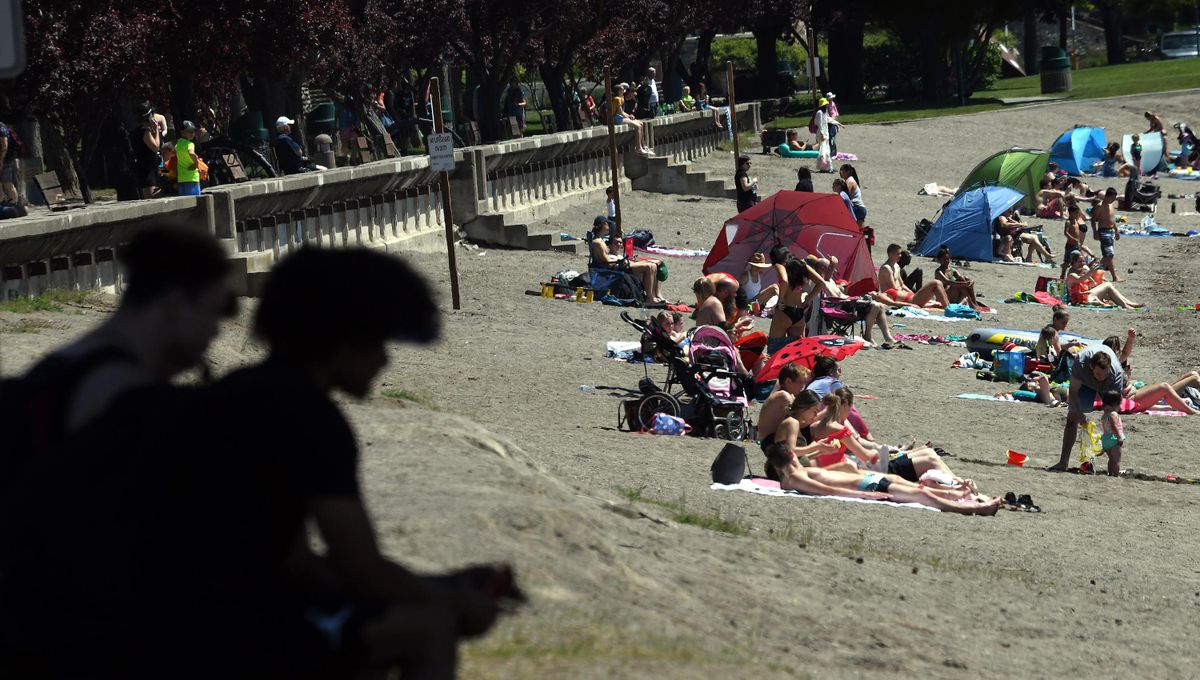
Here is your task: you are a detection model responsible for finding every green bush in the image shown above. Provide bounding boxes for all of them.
[711,38,811,73]
[862,32,921,100]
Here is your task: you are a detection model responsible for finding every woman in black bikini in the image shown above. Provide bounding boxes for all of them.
[766,258,814,355]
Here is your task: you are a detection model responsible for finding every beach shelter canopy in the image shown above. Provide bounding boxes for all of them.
[1123,132,1164,174]
[702,191,877,295]
[1049,127,1107,175]
[915,184,1025,262]
[956,148,1048,211]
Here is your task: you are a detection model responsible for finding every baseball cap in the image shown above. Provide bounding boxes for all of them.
[179,120,196,132]
[275,116,295,127]
[593,215,608,227]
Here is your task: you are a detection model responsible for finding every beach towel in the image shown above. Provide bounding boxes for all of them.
[605,341,641,360]
[886,307,969,323]
[956,393,1022,402]
[711,478,937,511]
[832,152,858,161]
[636,245,710,258]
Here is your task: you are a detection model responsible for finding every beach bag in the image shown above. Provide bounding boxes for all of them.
[807,113,817,135]
[656,259,668,281]
[711,443,749,484]
[651,412,689,436]
[993,351,1026,382]
[628,229,654,248]
[589,268,645,306]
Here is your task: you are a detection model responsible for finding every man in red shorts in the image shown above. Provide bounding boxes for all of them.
[877,243,949,308]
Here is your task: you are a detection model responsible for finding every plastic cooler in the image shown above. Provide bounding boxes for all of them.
[993,351,1026,382]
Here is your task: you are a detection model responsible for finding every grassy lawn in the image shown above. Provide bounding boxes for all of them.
[767,58,1200,127]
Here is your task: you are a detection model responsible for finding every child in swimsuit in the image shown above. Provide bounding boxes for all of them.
[1099,390,1125,477]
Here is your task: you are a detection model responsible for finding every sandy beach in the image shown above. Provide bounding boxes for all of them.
[3,90,1200,678]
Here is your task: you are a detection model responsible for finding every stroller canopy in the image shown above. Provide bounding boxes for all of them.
[1123,132,1164,175]
[1049,127,1107,176]
[702,191,877,295]
[915,184,1025,262]
[956,148,1048,212]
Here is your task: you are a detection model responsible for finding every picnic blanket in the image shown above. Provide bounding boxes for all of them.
[636,245,710,258]
[711,478,936,511]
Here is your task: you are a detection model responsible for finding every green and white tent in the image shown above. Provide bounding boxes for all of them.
[956,148,1049,212]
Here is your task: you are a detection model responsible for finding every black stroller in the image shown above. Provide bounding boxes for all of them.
[617,312,753,441]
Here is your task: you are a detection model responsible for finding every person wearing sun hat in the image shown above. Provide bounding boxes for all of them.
[740,251,779,307]
[814,97,838,172]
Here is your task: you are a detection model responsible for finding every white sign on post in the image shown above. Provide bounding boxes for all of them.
[428,133,455,173]
[0,0,24,79]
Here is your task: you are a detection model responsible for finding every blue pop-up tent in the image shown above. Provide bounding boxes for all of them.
[915,184,1026,262]
[1049,126,1107,175]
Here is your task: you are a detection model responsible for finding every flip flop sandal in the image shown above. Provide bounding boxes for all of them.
[879,342,894,350]
[933,446,953,458]
[895,341,914,350]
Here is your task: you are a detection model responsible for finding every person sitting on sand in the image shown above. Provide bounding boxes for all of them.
[934,247,983,310]
[768,390,848,479]
[1048,306,1088,359]
[1050,343,1127,472]
[695,277,737,327]
[1064,252,1142,309]
[1100,142,1128,178]
[795,167,814,192]
[1102,333,1200,415]
[877,243,948,308]
[1036,178,1067,219]
[764,443,1001,515]
[810,387,974,489]
[590,217,664,303]
[740,252,779,307]
[756,364,812,455]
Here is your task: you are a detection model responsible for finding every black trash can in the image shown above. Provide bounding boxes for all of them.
[1039,46,1072,94]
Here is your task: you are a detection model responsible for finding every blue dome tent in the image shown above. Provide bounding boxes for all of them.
[915,184,1026,262]
[1049,126,1107,176]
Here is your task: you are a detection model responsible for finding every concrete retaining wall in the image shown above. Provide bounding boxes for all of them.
[0,102,760,296]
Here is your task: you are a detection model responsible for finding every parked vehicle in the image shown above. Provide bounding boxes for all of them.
[1161,28,1200,59]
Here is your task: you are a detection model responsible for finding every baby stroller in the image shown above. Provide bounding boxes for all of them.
[618,313,753,440]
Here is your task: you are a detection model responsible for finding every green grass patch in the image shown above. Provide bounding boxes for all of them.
[380,388,438,410]
[618,486,748,536]
[0,289,95,314]
[764,58,1200,126]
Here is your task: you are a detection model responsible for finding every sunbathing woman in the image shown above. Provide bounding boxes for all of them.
[810,388,976,491]
[1103,333,1200,415]
[764,443,1001,515]
[1064,252,1141,309]
[934,247,983,310]
[591,219,663,302]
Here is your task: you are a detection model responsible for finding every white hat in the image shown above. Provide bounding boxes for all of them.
[825,92,837,100]
[275,116,295,128]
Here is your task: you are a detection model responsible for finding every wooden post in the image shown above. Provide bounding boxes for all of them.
[807,27,819,109]
[605,76,623,243]
[430,77,462,310]
[727,61,739,171]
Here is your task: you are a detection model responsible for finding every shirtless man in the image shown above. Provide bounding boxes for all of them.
[1092,187,1121,282]
[694,277,737,327]
[756,363,811,453]
[765,443,1001,515]
[877,243,948,308]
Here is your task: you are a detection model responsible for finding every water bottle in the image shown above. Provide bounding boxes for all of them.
[579,385,596,394]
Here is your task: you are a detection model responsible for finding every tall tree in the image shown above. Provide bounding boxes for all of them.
[747,0,810,98]
[817,1,867,103]
[536,0,612,132]
[435,0,546,142]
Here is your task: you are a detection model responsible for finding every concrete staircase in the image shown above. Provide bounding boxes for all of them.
[631,155,735,200]
[463,179,630,254]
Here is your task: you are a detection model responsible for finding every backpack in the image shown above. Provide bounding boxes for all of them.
[0,122,26,161]
[628,228,654,248]
[711,443,749,483]
[807,113,818,135]
[589,268,646,306]
[912,218,933,247]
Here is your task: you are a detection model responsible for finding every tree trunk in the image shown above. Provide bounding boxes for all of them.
[1058,11,1068,50]
[828,10,866,103]
[476,75,503,143]
[40,122,87,202]
[1098,1,1125,65]
[168,56,197,126]
[692,30,716,92]
[539,61,573,132]
[753,26,780,98]
[1023,8,1040,75]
